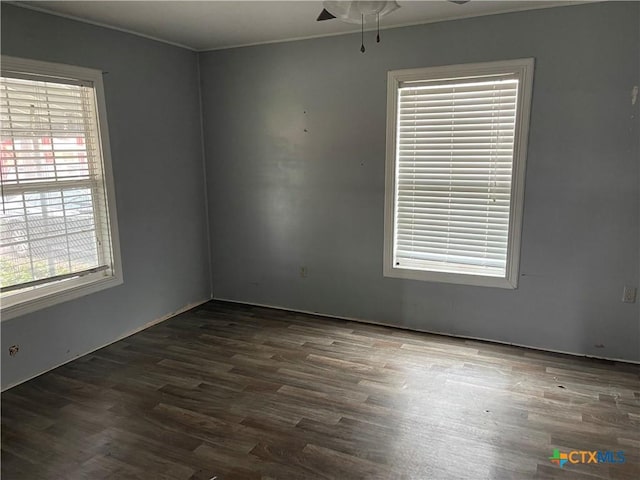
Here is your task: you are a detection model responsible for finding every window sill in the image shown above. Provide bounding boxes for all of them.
[1,273,123,321]
[383,264,517,289]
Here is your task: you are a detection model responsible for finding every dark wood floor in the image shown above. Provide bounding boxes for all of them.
[2,301,639,479]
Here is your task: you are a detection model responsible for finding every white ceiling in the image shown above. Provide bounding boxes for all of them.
[17,1,587,51]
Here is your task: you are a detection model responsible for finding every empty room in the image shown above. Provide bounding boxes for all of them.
[1,0,639,478]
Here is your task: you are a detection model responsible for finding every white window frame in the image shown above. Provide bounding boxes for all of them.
[1,56,122,320]
[383,59,534,289]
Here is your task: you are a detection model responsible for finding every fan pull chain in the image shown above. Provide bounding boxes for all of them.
[377,13,380,43]
[360,14,365,52]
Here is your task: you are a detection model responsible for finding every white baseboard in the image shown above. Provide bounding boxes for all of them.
[214,297,640,366]
[1,298,211,392]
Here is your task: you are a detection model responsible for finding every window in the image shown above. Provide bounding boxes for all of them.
[1,56,121,319]
[384,59,534,288]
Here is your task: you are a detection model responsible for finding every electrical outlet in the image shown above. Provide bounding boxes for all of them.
[622,286,637,303]
[300,266,308,278]
[8,345,19,357]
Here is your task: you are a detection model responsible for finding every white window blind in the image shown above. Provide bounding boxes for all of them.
[384,60,533,288]
[0,57,120,316]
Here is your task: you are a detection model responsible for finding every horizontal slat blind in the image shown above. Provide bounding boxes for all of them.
[393,77,519,277]
[0,75,111,292]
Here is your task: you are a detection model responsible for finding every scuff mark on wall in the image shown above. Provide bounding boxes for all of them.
[632,86,638,105]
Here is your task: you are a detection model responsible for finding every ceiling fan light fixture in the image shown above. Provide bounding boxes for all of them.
[322,1,400,25]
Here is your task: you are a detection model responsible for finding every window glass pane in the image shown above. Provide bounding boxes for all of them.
[0,57,120,318]
[386,61,533,287]
[1,188,99,289]
[0,74,104,293]
[394,77,518,276]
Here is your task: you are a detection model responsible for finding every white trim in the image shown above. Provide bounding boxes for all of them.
[383,58,534,289]
[0,55,123,320]
[1,298,211,392]
[7,1,196,51]
[382,268,517,289]
[1,274,122,320]
[1,54,105,82]
[9,1,592,53]
[508,58,534,288]
[195,2,593,52]
[93,53,124,295]
[214,297,640,366]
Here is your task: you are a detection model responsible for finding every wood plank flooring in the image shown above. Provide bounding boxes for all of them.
[2,300,639,479]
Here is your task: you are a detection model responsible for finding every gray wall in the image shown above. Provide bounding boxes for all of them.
[2,2,638,391]
[1,4,211,389]
[200,2,640,361]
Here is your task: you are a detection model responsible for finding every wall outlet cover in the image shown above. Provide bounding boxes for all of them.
[622,286,637,303]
